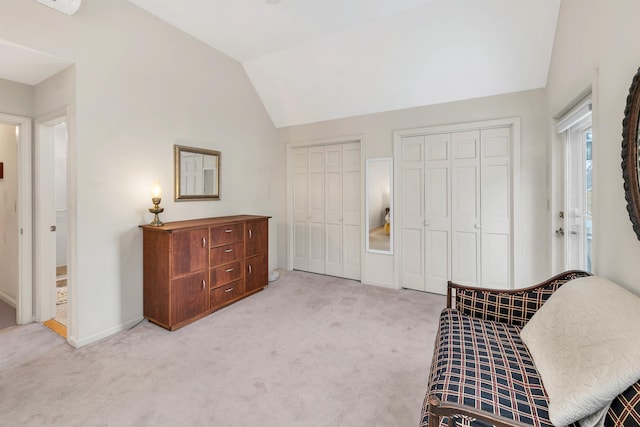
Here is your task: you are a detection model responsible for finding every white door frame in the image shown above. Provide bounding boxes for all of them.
[0,113,33,325]
[35,110,68,322]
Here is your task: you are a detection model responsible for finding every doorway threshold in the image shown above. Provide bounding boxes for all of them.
[43,319,67,338]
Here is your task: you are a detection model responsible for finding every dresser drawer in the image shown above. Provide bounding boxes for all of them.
[210,224,243,246]
[210,261,243,286]
[211,280,245,309]
[210,242,244,267]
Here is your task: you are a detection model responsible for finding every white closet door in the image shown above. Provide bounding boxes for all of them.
[324,145,343,277]
[424,133,451,294]
[481,128,511,288]
[451,131,481,286]
[292,148,309,271]
[342,142,361,280]
[400,136,426,291]
[307,146,325,274]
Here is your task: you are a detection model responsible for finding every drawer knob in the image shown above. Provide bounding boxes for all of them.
[224,249,233,253]
[248,264,252,275]
[202,237,207,247]
[224,229,233,233]
[201,279,205,290]
[224,287,234,293]
[225,268,234,272]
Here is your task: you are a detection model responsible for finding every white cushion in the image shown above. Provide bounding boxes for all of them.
[520,276,640,426]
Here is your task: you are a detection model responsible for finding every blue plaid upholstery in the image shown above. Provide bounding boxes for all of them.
[606,380,640,427]
[420,309,552,427]
[454,271,590,327]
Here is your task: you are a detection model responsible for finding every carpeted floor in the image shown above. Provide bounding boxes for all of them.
[0,299,16,331]
[0,270,444,427]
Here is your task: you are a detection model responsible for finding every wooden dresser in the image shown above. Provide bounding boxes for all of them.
[140,215,270,330]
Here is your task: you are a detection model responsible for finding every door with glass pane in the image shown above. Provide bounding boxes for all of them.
[565,122,592,272]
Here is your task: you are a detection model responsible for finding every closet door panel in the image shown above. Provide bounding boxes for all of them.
[401,228,424,290]
[481,128,511,288]
[292,148,309,270]
[425,134,451,294]
[400,136,425,290]
[307,146,325,273]
[451,131,480,286]
[325,145,343,277]
[452,231,479,285]
[342,143,361,280]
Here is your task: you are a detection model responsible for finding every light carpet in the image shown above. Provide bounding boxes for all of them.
[0,270,444,427]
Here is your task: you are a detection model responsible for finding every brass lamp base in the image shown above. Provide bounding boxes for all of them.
[149,197,164,226]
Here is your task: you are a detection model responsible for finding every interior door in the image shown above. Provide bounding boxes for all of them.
[565,123,593,271]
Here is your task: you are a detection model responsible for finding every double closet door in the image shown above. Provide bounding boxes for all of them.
[399,127,512,294]
[292,142,361,280]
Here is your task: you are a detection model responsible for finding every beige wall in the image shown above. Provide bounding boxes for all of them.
[1,0,281,345]
[0,78,33,117]
[546,0,640,294]
[279,89,550,288]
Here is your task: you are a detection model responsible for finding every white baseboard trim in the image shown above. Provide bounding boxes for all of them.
[67,316,144,348]
[0,290,17,308]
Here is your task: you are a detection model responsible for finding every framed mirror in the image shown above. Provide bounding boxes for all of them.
[366,158,393,254]
[622,67,640,241]
[174,144,220,201]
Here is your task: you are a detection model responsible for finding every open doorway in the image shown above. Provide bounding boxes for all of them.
[36,114,69,338]
[0,113,32,328]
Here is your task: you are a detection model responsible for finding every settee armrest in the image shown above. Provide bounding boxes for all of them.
[447,270,590,327]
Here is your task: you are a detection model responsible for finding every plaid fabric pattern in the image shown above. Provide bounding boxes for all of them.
[606,380,640,427]
[454,271,590,327]
[420,309,552,427]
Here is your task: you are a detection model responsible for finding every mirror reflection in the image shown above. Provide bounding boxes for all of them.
[366,158,393,254]
[174,144,220,201]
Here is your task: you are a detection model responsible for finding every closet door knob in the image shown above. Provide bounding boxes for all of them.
[248,265,252,275]
[201,280,206,290]
[424,221,430,227]
[474,223,481,229]
[202,237,207,247]
[249,229,252,239]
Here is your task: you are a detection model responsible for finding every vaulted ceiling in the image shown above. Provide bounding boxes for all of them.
[0,0,561,128]
[127,0,561,128]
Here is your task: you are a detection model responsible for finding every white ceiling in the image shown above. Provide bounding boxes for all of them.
[0,40,73,86]
[0,1,561,128]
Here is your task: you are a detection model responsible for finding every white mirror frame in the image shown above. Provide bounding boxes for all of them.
[365,157,393,254]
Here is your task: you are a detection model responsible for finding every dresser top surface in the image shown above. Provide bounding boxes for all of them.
[140,214,270,232]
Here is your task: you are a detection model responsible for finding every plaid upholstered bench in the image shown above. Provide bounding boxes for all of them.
[420,270,640,427]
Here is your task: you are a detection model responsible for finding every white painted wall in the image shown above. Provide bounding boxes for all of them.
[1,0,282,346]
[279,89,550,289]
[546,0,640,295]
[0,124,18,306]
